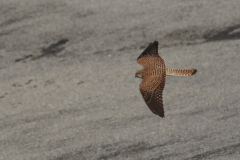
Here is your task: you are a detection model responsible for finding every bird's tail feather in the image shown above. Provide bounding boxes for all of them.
[166,68,197,76]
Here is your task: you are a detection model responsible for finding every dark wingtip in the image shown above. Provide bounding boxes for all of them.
[142,40,159,56]
[152,41,159,45]
[157,110,164,118]
[148,41,158,48]
[159,113,164,118]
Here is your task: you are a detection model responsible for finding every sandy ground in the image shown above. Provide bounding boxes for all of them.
[0,0,240,159]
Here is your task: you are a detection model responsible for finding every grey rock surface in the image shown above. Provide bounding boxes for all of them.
[0,0,239,159]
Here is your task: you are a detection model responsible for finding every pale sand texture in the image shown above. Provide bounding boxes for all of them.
[0,0,240,159]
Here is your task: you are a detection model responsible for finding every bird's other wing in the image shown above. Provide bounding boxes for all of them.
[137,41,160,67]
[139,75,165,118]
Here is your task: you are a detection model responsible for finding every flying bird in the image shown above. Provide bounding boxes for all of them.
[135,41,197,118]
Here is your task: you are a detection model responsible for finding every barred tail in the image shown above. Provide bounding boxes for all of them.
[166,68,197,76]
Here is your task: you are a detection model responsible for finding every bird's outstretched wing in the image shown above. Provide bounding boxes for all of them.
[139,75,165,118]
[137,41,160,67]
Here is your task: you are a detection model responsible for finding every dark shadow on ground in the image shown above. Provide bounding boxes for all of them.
[15,38,69,62]
[189,143,240,160]
[204,24,240,42]
[163,23,240,49]
[34,38,69,60]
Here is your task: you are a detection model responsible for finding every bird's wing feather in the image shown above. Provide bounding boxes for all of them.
[139,75,165,117]
[137,41,160,67]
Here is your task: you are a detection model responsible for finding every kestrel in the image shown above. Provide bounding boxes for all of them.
[135,41,197,118]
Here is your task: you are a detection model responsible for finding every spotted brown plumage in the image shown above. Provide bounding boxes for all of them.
[136,41,197,118]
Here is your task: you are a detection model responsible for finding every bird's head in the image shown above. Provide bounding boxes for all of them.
[135,71,143,79]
